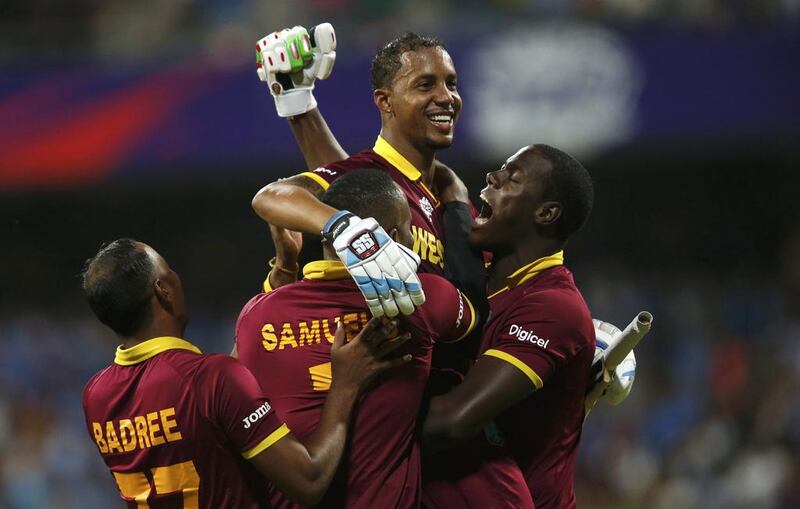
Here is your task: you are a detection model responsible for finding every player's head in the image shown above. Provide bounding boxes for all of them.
[371,32,461,152]
[322,169,412,248]
[469,144,594,251]
[81,239,188,338]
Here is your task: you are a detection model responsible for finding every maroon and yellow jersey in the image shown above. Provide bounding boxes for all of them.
[478,252,595,509]
[300,136,447,275]
[236,260,476,509]
[83,337,289,509]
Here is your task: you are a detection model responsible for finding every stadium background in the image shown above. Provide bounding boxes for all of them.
[1,1,799,507]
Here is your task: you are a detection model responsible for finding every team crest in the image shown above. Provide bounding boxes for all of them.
[419,196,434,221]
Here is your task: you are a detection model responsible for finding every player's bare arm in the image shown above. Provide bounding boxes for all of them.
[265,224,303,290]
[288,108,349,170]
[249,317,411,505]
[422,356,536,454]
[252,174,333,234]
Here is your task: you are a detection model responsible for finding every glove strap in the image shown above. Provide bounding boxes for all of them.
[274,89,318,118]
[322,210,355,241]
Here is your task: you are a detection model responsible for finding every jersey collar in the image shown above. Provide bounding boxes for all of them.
[373,135,422,182]
[303,260,351,280]
[114,336,201,366]
[488,251,564,299]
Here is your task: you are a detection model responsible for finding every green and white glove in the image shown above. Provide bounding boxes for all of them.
[255,23,337,117]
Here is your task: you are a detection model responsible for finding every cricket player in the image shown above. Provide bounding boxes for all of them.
[253,31,481,321]
[81,239,408,508]
[423,145,597,509]
[236,170,535,508]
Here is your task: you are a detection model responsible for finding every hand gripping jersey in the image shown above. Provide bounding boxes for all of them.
[82,337,289,508]
[478,252,595,509]
[236,260,476,509]
[300,136,448,276]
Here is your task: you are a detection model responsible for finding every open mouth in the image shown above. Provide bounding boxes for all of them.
[475,196,493,225]
[426,111,454,130]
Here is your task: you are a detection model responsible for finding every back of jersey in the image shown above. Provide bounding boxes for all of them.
[236,267,475,509]
[83,337,286,509]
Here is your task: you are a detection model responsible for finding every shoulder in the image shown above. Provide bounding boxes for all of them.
[418,274,461,305]
[510,274,592,342]
[522,268,589,314]
[82,366,112,404]
[237,286,297,325]
[323,149,383,172]
[419,272,452,288]
[192,354,255,390]
[237,292,272,322]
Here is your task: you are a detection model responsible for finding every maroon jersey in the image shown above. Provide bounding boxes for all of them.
[422,440,535,509]
[478,252,595,509]
[83,336,289,508]
[300,136,447,276]
[236,260,476,509]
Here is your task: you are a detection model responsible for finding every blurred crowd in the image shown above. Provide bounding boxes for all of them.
[1,253,799,508]
[2,0,799,62]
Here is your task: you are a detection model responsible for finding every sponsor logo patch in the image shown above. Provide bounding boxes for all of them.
[242,402,272,429]
[509,324,550,349]
[349,232,379,259]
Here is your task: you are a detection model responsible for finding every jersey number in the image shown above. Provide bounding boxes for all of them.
[113,460,199,508]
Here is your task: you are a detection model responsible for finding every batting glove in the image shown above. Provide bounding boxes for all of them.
[322,210,425,318]
[255,23,337,117]
[591,319,637,405]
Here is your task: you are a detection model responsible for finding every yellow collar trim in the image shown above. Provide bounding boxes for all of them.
[487,251,564,299]
[303,260,351,280]
[373,135,422,182]
[114,336,201,366]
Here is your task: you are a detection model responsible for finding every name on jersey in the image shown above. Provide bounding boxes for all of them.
[411,225,444,269]
[261,312,370,352]
[92,407,182,455]
[509,324,550,349]
[242,402,272,429]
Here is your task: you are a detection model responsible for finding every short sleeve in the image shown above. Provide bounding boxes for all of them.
[297,161,352,191]
[482,293,586,390]
[196,356,289,459]
[418,274,477,343]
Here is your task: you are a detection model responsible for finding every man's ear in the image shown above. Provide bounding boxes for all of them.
[388,226,400,242]
[535,201,562,226]
[373,88,392,115]
[154,279,174,314]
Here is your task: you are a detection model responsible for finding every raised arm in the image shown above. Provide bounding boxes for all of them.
[252,174,335,235]
[288,108,348,170]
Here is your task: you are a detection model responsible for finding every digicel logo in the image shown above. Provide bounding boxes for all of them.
[508,324,550,349]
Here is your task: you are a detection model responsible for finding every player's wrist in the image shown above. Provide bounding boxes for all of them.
[274,89,318,118]
[321,210,356,241]
[269,256,299,275]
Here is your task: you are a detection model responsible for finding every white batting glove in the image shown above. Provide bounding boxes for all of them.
[255,23,337,117]
[590,319,637,405]
[322,211,425,318]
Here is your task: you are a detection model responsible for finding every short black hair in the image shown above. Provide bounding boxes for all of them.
[536,144,594,242]
[322,169,405,228]
[370,32,446,90]
[81,238,156,336]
